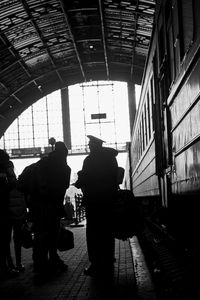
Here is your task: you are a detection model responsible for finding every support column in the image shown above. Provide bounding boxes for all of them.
[127,82,137,134]
[61,87,71,150]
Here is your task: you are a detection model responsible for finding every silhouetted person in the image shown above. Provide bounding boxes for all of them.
[29,141,71,278]
[75,135,119,278]
[0,149,19,279]
[7,187,28,272]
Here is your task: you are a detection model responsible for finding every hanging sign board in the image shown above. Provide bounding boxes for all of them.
[91,113,106,119]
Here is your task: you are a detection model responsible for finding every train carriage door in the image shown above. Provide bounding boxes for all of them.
[153,52,171,208]
[159,72,172,208]
[154,5,173,207]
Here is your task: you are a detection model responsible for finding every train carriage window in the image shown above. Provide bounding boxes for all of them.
[193,0,200,40]
[139,122,143,157]
[158,23,165,70]
[147,91,152,141]
[141,113,145,152]
[180,0,193,56]
[160,73,168,105]
[166,23,175,84]
[138,124,141,158]
[150,76,155,134]
[144,103,148,146]
[137,128,139,160]
[172,0,181,75]
[138,130,140,160]
[150,76,155,104]
[137,130,140,161]
[165,0,175,85]
[137,126,140,159]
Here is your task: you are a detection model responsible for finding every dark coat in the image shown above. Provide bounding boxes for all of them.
[29,151,71,211]
[9,188,27,221]
[0,154,17,216]
[41,151,71,200]
[75,147,118,203]
[29,151,71,221]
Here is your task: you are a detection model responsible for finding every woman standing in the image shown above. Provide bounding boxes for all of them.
[0,149,19,279]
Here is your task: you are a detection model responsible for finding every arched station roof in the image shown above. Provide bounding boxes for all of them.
[0,0,155,136]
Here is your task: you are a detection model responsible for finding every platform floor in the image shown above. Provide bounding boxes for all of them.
[0,221,156,299]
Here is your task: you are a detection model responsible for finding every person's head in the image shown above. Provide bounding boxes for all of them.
[54,141,68,157]
[87,135,105,152]
[0,149,10,164]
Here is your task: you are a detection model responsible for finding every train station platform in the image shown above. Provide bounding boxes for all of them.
[0,220,156,300]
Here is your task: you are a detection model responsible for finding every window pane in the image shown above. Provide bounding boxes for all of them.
[1,81,130,156]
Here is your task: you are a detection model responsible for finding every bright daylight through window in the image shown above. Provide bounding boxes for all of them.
[0,81,131,154]
[69,81,130,152]
[0,81,134,177]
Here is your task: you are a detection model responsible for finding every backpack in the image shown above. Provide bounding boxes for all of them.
[17,162,38,195]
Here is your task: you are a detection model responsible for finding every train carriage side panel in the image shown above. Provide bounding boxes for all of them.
[124,0,200,249]
[125,6,161,204]
[170,55,200,195]
[158,0,200,242]
[132,140,159,197]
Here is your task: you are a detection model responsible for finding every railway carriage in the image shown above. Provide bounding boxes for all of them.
[126,0,200,243]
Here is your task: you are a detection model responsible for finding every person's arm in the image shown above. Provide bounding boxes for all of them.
[6,160,17,190]
[66,166,71,189]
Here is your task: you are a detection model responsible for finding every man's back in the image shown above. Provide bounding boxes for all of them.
[37,153,71,201]
[81,146,118,198]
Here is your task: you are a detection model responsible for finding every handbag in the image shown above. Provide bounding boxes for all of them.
[20,221,34,249]
[112,189,145,240]
[57,225,74,251]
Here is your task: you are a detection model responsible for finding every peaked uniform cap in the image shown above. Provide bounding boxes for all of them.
[87,135,105,144]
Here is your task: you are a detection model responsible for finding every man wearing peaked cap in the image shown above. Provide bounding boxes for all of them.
[87,135,105,145]
[75,134,119,278]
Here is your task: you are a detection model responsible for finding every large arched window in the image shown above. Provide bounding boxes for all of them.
[0,81,130,158]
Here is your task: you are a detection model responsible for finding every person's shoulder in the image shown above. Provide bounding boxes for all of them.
[84,155,91,162]
[38,156,49,164]
[66,164,71,171]
[102,147,118,157]
[81,155,92,168]
[7,160,16,174]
